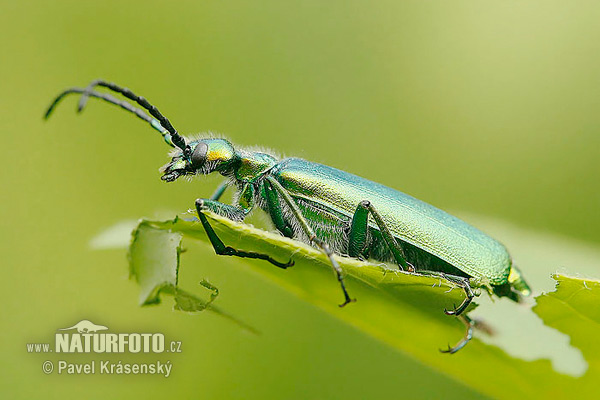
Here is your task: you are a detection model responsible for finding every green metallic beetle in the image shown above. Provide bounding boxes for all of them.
[45,79,531,353]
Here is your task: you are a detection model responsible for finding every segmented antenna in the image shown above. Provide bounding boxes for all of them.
[45,80,188,151]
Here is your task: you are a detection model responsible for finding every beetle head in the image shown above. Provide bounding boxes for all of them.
[161,138,238,182]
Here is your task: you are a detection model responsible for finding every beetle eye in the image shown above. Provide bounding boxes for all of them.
[190,142,208,168]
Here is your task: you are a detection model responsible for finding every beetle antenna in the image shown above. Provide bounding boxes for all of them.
[79,80,187,152]
[44,87,179,148]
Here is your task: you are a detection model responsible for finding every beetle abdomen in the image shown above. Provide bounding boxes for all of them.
[271,158,511,285]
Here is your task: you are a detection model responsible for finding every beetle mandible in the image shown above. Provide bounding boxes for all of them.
[45,80,531,353]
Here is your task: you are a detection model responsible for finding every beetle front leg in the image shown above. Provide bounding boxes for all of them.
[210,180,230,201]
[195,199,294,269]
[197,198,246,222]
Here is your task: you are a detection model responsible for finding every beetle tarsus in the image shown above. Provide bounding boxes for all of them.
[338,298,356,308]
[338,289,357,307]
[222,246,294,269]
[320,240,355,308]
[196,201,294,269]
[442,277,474,316]
[439,315,474,354]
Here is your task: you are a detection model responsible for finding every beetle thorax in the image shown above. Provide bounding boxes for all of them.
[234,150,278,182]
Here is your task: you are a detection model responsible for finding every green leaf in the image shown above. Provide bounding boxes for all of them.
[128,220,182,305]
[129,212,600,398]
[532,274,600,394]
[128,219,259,333]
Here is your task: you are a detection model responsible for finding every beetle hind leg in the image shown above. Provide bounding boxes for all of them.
[265,177,355,307]
[439,315,474,354]
[348,200,415,272]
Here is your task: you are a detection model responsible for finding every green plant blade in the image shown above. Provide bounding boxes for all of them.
[129,219,259,333]
[129,221,182,305]
[129,212,599,398]
[532,274,600,394]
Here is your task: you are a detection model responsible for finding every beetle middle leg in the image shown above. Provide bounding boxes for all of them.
[265,177,355,307]
[195,199,294,269]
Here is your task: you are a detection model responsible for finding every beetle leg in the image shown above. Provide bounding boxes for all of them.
[197,199,246,222]
[442,276,474,316]
[314,238,355,307]
[265,176,356,307]
[210,180,230,201]
[439,314,474,354]
[195,199,294,269]
[347,201,370,258]
[348,200,413,272]
[263,180,294,238]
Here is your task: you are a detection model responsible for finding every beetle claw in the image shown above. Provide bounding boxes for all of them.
[338,298,357,308]
[439,344,453,354]
[440,315,474,354]
[439,344,460,354]
[444,304,458,315]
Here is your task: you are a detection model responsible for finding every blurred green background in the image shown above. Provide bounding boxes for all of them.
[1,0,599,398]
